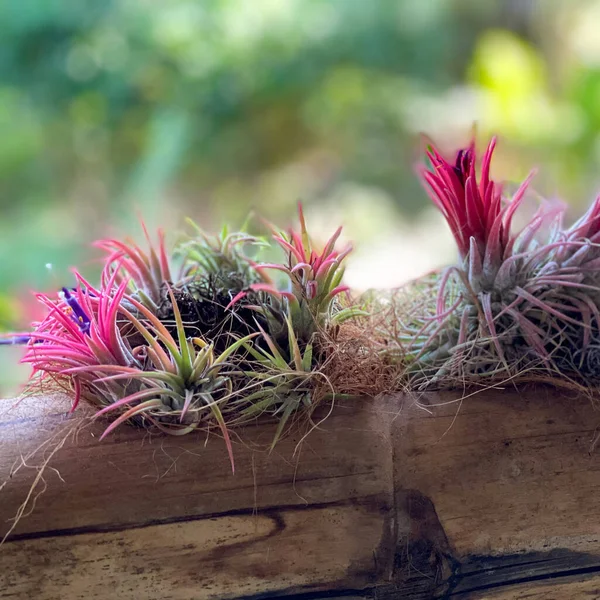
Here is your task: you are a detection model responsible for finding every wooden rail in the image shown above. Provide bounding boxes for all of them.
[1,387,600,599]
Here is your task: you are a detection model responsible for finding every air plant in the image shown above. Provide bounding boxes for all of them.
[397,135,600,386]
[237,315,316,449]
[217,204,367,442]
[96,225,173,312]
[227,204,361,348]
[74,286,258,471]
[17,271,134,412]
[165,221,277,353]
[175,219,270,292]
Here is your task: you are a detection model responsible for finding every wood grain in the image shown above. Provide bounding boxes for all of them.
[2,387,600,599]
[2,504,388,600]
[0,395,394,538]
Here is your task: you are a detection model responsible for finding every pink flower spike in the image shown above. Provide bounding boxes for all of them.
[421,135,545,286]
[421,136,501,261]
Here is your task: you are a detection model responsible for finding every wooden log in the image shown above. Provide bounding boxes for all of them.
[1,387,600,599]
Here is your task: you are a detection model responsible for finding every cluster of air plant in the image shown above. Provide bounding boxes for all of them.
[395,135,600,388]
[1,206,360,467]
[16,133,600,452]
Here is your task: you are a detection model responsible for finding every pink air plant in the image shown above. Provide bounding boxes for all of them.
[96,224,172,311]
[412,135,596,374]
[227,204,352,338]
[9,269,249,471]
[270,203,351,303]
[19,269,135,412]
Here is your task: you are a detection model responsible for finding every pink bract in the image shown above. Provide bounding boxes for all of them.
[420,136,534,271]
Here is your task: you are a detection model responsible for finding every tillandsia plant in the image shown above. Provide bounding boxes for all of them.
[239,314,316,450]
[228,203,362,348]
[96,224,173,312]
[395,135,600,387]
[163,219,275,353]
[222,204,366,438]
[1,209,363,467]
[175,219,270,291]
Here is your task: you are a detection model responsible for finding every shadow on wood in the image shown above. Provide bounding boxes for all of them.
[1,387,600,599]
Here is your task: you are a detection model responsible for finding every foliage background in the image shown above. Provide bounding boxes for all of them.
[2,0,600,390]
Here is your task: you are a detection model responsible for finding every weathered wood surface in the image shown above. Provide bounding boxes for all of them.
[1,387,600,599]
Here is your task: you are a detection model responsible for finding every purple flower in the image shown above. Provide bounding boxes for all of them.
[62,287,91,334]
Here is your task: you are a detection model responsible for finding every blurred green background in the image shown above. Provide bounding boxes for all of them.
[2,0,600,338]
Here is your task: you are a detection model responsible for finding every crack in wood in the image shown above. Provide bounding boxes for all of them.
[386,484,600,598]
[4,495,388,543]
[227,554,600,600]
[443,549,600,598]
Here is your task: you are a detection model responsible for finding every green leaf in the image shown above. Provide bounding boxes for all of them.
[332,307,369,323]
[241,341,274,364]
[325,264,345,295]
[254,322,288,370]
[190,344,214,381]
[207,399,235,473]
[270,398,297,451]
[301,343,313,371]
[285,315,303,371]
[214,333,258,366]
[167,287,193,381]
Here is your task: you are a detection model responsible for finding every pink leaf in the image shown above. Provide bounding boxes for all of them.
[70,377,82,413]
[225,290,248,311]
[99,399,164,440]
[328,285,349,299]
[272,236,304,263]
